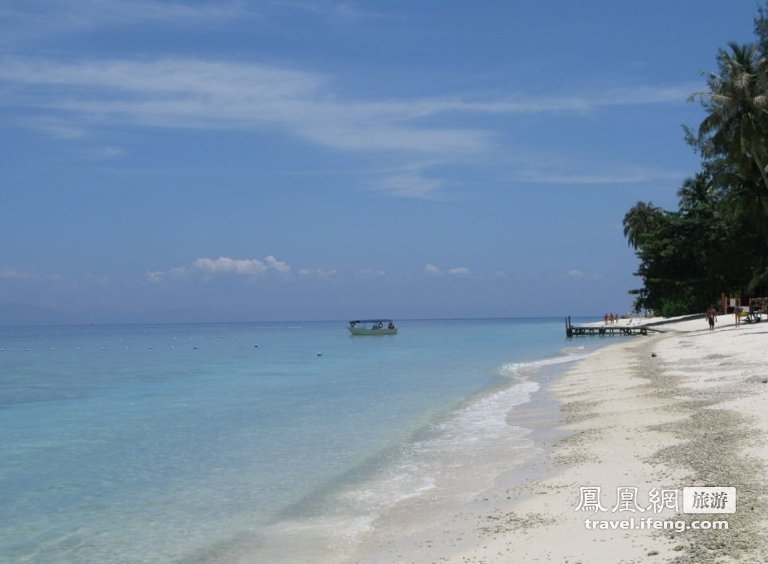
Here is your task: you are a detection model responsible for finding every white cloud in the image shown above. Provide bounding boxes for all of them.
[0,0,390,39]
[0,57,490,158]
[0,268,79,294]
[0,0,246,41]
[357,268,386,278]
[564,269,604,281]
[0,268,67,283]
[21,116,86,139]
[146,255,292,282]
[95,0,245,24]
[284,2,388,24]
[0,54,697,200]
[193,257,268,276]
[448,267,471,277]
[89,146,125,159]
[424,264,472,277]
[83,273,112,285]
[0,58,691,158]
[512,168,687,185]
[265,255,291,274]
[298,268,337,279]
[145,271,166,283]
[371,173,447,199]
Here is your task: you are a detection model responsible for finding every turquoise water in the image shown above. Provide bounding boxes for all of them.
[0,318,600,562]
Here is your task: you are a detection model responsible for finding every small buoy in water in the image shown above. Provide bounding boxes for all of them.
[651,353,657,358]
[193,346,198,350]
[254,344,259,348]
[317,353,323,357]
[762,379,768,384]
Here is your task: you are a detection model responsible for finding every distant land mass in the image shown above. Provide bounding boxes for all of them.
[0,302,304,327]
[0,303,249,326]
[0,303,78,326]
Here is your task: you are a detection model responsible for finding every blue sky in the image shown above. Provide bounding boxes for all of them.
[0,1,761,322]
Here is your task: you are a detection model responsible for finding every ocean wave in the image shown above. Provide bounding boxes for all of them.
[324,381,539,550]
[415,380,539,451]
[499,349,591,377]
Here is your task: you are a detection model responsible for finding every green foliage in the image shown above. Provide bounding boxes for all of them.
[624,4,768,315]
[658,298,695,318]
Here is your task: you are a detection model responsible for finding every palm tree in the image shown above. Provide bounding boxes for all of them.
[622,201,664,250]
[689,43,768,193]
[677,173,716,213]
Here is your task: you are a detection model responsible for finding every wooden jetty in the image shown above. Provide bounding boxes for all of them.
[565,316,658,338]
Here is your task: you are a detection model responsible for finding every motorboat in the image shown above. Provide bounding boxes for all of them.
[347,319,397,335]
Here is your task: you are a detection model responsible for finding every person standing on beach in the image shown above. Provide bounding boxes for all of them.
[734,302,742,327]
[706,305,717,331]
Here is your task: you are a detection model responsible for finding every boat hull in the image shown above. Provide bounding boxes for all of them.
[347,327,397,336]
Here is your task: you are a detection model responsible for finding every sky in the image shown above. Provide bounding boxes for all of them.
[0,0,762,323]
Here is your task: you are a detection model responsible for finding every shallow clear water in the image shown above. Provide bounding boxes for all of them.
[0,318,601,562]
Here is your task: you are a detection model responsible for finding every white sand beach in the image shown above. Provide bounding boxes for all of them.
[351,314,768,563]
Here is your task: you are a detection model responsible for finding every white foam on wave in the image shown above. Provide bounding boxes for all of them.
[257,350,583,558]
[245,513,378,563]
[339,468,437,512]
[500,349,591,377]
[335,376,541,520]
[415,380,539,451]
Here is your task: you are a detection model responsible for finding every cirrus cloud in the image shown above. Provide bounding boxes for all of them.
[0,55,696,200]
[0,57,491,158]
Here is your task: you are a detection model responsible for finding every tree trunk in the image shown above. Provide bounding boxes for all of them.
[753,153,768,193]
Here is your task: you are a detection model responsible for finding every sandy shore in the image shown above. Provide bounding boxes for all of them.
[352,315,768,563]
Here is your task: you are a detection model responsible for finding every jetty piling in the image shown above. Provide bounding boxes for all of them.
[565,316,651,338]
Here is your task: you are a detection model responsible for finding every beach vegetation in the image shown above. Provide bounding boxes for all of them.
[625,4,768,314]
[622,201,664,250]
[688,42,768,192]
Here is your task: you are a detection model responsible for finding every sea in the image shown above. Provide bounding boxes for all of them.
[0,317,605,563]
